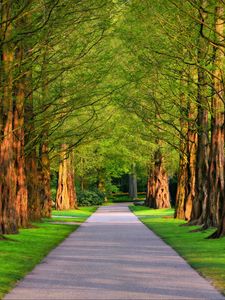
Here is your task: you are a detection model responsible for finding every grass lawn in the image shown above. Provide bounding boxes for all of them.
[130,205,225,296]
[107,193,146,203]
[49,217,84,222]
[0,222,77,299]
[0,206,97,299]
[49,206,97,222]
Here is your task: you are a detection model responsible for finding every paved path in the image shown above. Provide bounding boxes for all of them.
[5,204,224,300]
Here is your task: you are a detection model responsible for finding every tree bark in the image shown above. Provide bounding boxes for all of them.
[191,105,209,225]
[56,145,78,210]
[185,127,197,221]
[207,3,225,237]
[38,42,52,217]
[190,0,209,225]
[204,3,225,230]
[68,151,78,209]
[0,2,18,234]
[38,137,52,217]
[146,150,170,209]
[175,67,198,221]
[175,152,188,219]
[26,151,41,221]
[129,162,137,200]
[185,79,198,221]
[175,75,188,219]
[25,71,41,221]
[145,167,151,207]
[146,165,154,207]
[14,38,28,228]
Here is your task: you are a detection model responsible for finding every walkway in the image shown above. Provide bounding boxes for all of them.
[5,204,224,300]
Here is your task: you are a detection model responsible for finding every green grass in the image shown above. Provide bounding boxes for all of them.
[102,201,118,206]
[0,206,97,299]
[108,193,146,203]
[0,222,78,299]
[48,217,84,223]
[50,206,97,223]
[130,205,225,295]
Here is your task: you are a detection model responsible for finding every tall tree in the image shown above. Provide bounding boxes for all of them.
[175,74,189,219]
[206,1,225,235]
[190,0,209,225]
[56,144,78,210]
[129,163,138,200]
[0,1,18,233]
[14,11,29,228]
[146,149,170,209]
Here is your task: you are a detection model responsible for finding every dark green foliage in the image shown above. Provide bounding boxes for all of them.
[110,194,131,202]
[50,171,58,203]
[77,190,104,207]
[112,175,130,193]
[92,188,106,200]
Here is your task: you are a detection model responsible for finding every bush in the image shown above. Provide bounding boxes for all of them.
[77,190,104,206]
[91,188,106,200]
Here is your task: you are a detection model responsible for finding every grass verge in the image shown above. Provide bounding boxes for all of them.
[49,206,97,222]
[130,205,225,295]
[0,222,77,299]
[0,206,97,299]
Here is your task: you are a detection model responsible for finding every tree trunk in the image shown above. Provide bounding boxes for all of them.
[175,152,188,219]
[26,151,41,221]
[129,163,137,200]
[98,175,106,193]
[175,67,197,221]
[185,86,198,221]
[68,152,78,209]
[39,138,52,217]
[185,130,197,221]
[56,145,77,210]
[38,42,52,217]
[190,0,209,225]
[175,75,188,219]
[146,150,170,209]
[14,39,28,228]
[191,107,209,224]
[214,210,225,238]
[207,3,225,237]
[25,71,41,221]
[146,163,154,207]
[146,166,154,207]
[0,2,18,234]
[204,3,225,230]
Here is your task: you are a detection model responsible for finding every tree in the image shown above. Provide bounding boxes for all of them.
[0,1,18,233]
[146,149,170,209]
[207,1,225,236]
[0,0,117,233]
[56,144,78,210]
[190,0,210,226]
[129,163,138,200]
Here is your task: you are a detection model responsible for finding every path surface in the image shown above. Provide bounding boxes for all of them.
[5,204,224,300]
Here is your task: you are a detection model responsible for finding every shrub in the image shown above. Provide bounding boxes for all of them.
[91,188,106,199]
[77,190,104,206]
